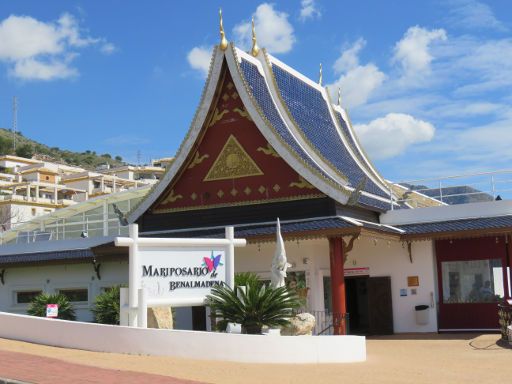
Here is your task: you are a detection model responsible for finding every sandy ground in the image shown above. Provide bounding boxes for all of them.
[0,334,511,384]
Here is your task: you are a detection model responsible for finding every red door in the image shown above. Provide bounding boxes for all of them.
[436,237,507,330]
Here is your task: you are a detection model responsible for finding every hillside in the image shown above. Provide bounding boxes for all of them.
[0,128,126,170]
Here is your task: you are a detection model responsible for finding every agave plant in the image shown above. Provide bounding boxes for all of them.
[27,293,76,321]
[92,286,120,325]
[205,281,301,334]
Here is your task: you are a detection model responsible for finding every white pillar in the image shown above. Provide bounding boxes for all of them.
[102,201,108,236]
[128,224,139,326]
[225,226,235,288]
[137,288,147,328]
[120,287,129,326]
[26,185,30,197]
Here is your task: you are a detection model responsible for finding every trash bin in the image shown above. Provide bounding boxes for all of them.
[415,305,429,325]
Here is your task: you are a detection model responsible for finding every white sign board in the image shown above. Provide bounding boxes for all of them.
[115,224,246,328]
[46,304,58,318]
[139,247,226,301]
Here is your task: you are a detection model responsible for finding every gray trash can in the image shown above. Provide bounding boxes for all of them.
[415,305,429,325]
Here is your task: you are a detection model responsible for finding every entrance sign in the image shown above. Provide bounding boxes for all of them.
[115,224,246,327]
[139,248,226,301]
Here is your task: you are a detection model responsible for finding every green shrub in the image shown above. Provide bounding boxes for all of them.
[27,293,76,321]
[205,281,301,334]
[234,272,262,289]
[91,286,120,324]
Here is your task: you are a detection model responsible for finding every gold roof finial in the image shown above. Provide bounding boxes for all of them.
[251,16,260,56]
[219,9,228,51]
[337,87,342,106]
[318,63,323,86]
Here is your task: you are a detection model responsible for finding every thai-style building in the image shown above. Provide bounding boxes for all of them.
[0,18,510,335]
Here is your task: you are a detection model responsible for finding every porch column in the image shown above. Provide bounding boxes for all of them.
[505,234,512,300]
[329,237,346,335]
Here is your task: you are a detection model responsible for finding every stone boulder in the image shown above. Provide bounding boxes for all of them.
[281,313,316,336]
[147,307,174,329]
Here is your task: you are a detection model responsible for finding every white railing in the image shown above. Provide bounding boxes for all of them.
[390,169,512,209]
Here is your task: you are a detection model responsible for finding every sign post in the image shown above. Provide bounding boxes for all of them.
[115,224,246,328]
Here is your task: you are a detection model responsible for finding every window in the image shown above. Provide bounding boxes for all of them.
[441,259,504,304]
[58,288,88,303]
[16,290,42,304]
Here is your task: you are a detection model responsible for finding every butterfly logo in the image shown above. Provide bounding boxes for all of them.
[203,251,223,276]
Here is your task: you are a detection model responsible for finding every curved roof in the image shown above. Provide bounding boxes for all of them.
[129,43,400,223]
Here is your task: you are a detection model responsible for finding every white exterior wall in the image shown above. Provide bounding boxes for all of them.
[0,235,438,333]
[65,179,93,194]
[7,204,55,227]
[0,261,128,322]
[236,237,438,333]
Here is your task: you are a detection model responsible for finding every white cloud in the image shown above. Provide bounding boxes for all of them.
[327,39,385,109]
[446,0,507,31]
[11,57,77,81]
[0,13,113,81]
[333,38,365,73]
[100,43,116,55]
[299,0,321,21]
[233,3,295,54]
[392,26,447,77]
[354,113,435,160]
[187,46,212,78]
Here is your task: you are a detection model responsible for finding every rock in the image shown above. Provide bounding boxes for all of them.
[281,312,316,336]
[147,307,173,329]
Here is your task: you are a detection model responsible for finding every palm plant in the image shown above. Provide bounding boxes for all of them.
[27,293,76,321]
[92,286,120,325]
[205,281,301,334]
[234,272,262,289]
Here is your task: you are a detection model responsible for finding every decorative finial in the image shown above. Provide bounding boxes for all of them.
[337,87,341,106]
[318,63,323,86]
[251,17,260,57]
[219,9,228,51]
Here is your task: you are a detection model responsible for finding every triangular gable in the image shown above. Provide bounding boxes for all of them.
[151,69,324,214]
[203,134,264,181]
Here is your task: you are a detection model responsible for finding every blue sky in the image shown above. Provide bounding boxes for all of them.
[0,1,511,183]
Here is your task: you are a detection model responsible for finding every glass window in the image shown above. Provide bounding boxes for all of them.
[441,259,504,304]
[16,290,42,304]
[58,288,88,303]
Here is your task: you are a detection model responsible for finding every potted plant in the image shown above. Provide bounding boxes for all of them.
[205,277,301,334]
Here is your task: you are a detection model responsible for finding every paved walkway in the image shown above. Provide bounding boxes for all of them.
[0,334,510,383]
[0,349,204,384]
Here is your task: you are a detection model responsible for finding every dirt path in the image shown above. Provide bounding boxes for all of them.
[0,334,510,384]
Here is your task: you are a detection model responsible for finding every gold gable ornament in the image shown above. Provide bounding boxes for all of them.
[204,135,264,181]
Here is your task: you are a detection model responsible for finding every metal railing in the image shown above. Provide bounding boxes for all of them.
[390,169,512,209]
[307,310,349,335]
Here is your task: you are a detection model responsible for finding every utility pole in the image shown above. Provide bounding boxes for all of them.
[136,150,141,166]
[12,96,17,152]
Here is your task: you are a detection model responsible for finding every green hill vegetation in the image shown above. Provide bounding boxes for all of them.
[0,128,125,169]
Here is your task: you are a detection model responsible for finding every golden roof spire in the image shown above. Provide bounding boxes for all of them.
[219,8,228,51]
[337,87,342,106]
[251,17,260,56]
[318,63,323,86]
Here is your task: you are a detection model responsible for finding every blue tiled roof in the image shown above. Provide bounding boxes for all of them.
[150,216,357,239]
[398,215,512,235]
[271,64,388,199]
[239,59,338,186]
[334,111,372,173]
[0,249,94,265]
[147,216,403,239]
